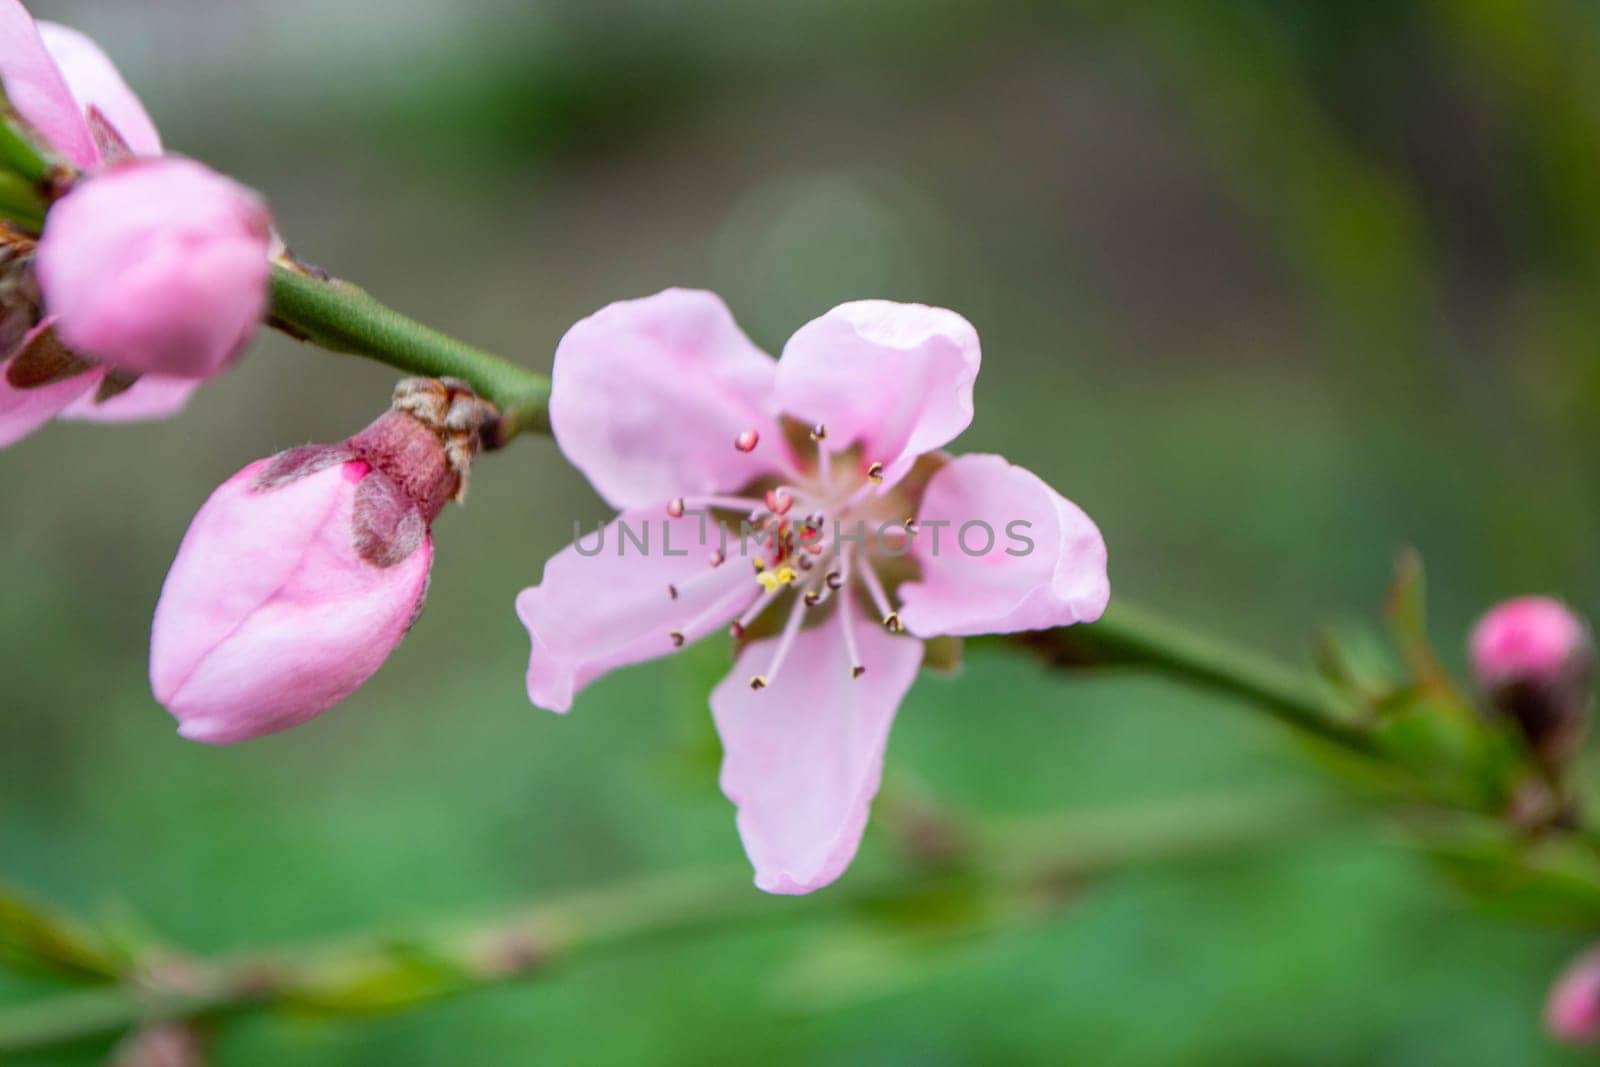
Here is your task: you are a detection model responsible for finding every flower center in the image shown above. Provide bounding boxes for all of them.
[662,423,915,689]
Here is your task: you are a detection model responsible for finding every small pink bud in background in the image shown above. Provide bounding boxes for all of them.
[1547,946,1600,1043]
[150,380,494,743]
[1470,597,1594,769]
[35,157,271,380]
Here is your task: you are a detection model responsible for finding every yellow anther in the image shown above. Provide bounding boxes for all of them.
[756,565,798,593]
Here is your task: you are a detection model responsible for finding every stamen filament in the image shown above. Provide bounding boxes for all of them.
[677,494,766,513]
[755,585,810,689]
[857,553,901,631]
[735,584,783,631]
[800,549,839,606]
[670,575,767,651]
[667,561,732,601]
[839,549,864,677]
[814,426,832,488]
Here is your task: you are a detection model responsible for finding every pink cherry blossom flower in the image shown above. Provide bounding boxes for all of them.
[1470,596,1593,767]
[1548,945,1600,1043]
[151,380,492,743]
[517,290,1109,894]
[0,1,270,447]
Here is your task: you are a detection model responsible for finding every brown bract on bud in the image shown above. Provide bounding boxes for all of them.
[350,376,498,522]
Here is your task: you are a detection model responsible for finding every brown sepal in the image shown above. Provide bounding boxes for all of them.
[352,470,427,568]
[252,444,354,492]
[347,409,457,523]
[3,326,94,389]
[85,106,131,164]
[94,367,140,403]
[921,634,964,673]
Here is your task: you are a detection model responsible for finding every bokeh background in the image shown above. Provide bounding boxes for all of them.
[5,0,1600,1062]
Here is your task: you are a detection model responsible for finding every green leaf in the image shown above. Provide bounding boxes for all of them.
[0,888,127,982]
[1383,547,1456,696]
[1419,825,1600,925]
[0,109,52,183]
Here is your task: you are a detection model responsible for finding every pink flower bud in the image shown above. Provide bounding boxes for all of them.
[35,157,271,380]
[1470,597,1594,767]
[150,380,493,743]
[1548,946,1600,1043]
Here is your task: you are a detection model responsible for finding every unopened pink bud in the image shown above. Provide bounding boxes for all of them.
[149,380,494,742]
[1548,946,1600,1043]
[35,157,271,380]
[1470,597,1593,766]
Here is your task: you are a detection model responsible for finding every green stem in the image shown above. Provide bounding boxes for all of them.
[997,600,1375,757]
[264,268,1363,750]
[267,265,551,445]
[0,791,1334,1055]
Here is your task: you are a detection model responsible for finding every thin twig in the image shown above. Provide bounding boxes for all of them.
[0,791,1341,1055]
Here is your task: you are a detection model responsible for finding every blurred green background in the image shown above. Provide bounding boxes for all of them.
[5,0,1600,1062]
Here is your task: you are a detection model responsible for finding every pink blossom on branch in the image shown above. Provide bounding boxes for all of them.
[0,0,271,446]
[151,380,493,743]
[517,291,1109,894]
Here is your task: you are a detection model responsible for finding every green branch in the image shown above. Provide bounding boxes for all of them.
[267,265,551,445]
[998,600,1375,757]
[0,792,1336,1055]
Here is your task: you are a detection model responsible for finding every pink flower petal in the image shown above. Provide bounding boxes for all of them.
[517,508,755,712]
[0,369,94,445]
[58,373,198,422]
[0,321,98,447]
[898,453,1108,637]
[150,458,431,743]
[0,0,94,166]
[550,289,782,510]
[711,608,924,894]
[37,21,160,157]
[36,157,272,379]
[774,301,980,489]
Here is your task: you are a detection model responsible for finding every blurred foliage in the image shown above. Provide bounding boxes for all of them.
[6,0,1600,1061]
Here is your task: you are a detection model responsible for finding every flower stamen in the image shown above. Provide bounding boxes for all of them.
[838,550,864,678]
[857,555,901,633]
[752,583,810,690]
[675,494,766,513]
[812,424,832,486]
[734,584,783,634]
[799,550,839,606]
[666,561,731,602]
